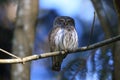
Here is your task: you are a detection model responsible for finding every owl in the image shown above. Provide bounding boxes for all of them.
[49,16,78,71]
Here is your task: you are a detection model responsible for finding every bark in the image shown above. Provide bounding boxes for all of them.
[113,0,120,80]
[11,0,38,80]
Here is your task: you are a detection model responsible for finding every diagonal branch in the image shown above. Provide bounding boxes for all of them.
[0,34,120,64]
[0,48,20,59]
[87,12,96,47]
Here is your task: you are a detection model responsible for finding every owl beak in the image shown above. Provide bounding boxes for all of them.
[65,22,68,26]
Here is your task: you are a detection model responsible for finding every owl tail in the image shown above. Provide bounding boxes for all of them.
[52,54,66,71]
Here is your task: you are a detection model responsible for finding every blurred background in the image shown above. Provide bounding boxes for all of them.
[0,0,119,80]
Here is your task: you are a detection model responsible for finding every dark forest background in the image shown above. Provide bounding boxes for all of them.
[0,0,120,80]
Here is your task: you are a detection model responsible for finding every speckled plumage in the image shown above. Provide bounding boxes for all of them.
[49,16,78,71]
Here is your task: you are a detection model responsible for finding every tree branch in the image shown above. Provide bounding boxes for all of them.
[0,34,120,64]
[0,48,20,59]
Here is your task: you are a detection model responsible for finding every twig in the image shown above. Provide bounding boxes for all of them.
[0,48,20,59]
[91,0,113,38]
[87,12,96,47]
[0,34,120,64]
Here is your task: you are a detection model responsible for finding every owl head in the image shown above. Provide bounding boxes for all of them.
[53,16,75,27]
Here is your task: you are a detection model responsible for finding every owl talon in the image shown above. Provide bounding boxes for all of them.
[59,50,63,55]
[64,49,68,53]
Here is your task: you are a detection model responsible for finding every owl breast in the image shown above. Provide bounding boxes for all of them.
[54,28,78,51]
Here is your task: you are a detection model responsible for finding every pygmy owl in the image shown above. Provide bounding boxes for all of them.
[49,16,78,71]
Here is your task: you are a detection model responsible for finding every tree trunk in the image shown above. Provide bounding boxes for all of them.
[91,0,114,80]
[113,0,120,80]
[11,0,38,80]
[91,0,113,38]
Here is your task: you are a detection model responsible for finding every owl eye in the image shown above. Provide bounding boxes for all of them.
[59,19,65,25]
[66,20,72,25]
[67,20,71,23]
[67,19,74,26]
[59,19,65,22]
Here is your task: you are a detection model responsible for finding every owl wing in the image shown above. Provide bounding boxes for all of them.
[49,26,60,52]
[49,26,65,71]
